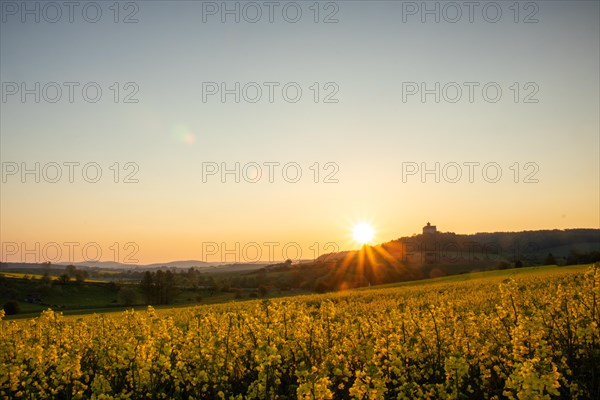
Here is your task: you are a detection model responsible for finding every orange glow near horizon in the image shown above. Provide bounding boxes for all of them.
[332,242,410,290]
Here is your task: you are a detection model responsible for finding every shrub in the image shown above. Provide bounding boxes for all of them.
[3,301,20,315]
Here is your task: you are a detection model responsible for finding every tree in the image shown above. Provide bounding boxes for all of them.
[315,281,330,293]
[118,287,138,306]
[106,281,120,293]
[66,265,77,277]
[140,271,154,304]
[155,270,165,304]
[566,251,577,265]
[3,301,20,315]
[258,285,268,297]
[220,283,230,293]
[544,253,557,266]
[75,271,88,283]
[164,270,177,304]
[497,261,510,270]
[41,262,52,281]
[137,270,178,305]
[41,272,52,285]
[57,274,70,284]
[589,251,600,263]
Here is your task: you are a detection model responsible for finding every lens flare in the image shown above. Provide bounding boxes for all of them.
[171,124,196,145]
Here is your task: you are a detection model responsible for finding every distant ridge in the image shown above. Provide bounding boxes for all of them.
[316,228,600,263]
[0,260,264,271]
[70,260,217,269]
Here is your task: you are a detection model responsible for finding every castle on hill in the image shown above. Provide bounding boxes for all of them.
[423,222,437,235]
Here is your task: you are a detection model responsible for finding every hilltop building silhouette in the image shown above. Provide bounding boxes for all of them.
[423,222,437,235]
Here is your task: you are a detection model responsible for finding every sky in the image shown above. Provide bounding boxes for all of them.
[1,0,599,264]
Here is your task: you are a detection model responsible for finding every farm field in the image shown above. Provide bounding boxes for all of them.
[1,264,598,399]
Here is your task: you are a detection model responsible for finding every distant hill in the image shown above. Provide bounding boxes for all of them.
[415,228,600,265]
[317,228,600,265]
[67,260,265,270]
[294,228,600,291]
[0,260,265,272]
[143,260,210,269]
[63,260,222,270]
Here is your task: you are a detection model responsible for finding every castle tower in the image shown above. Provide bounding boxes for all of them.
[423,222,437,234]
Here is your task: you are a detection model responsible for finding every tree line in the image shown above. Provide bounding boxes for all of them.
[139,270,177,305]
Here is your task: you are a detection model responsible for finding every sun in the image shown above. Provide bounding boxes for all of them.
[352,222,375,245]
